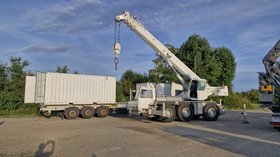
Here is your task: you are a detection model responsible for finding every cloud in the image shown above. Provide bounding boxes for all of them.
[4,0,279,92]
[22,0,115,34]
[19,44,71,54]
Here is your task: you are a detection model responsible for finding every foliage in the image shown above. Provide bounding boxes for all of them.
[0,103,39,117]
[148,44,179,83]
[56,65,69,73]
[116,81,125,102]
[214,47,236,92]
[177,34,236,92]
[223,92,260,110]
[240,89,259,104]
[120,70,147,100]
[0,57,29,111]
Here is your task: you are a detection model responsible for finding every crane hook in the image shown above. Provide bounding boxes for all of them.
[114,57,119,70]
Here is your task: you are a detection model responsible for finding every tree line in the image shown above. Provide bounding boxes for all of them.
[0,56,73,115]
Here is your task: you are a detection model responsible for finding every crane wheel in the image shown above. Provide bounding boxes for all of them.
[81,107,94,119]
[96,106,109,118]
[64,107,79,119]
[176,103,193,122]
[158,104,176,122]
[203,103,220,121]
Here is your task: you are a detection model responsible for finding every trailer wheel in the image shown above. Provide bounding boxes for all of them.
[64,107,79,119]
[96,106,109,118]
[158,104,176,122]
[203,103,220,121]
[81,107,94,119]
[177,103,193,122]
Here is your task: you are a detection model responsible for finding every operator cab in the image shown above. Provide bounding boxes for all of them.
[189,79,207,100]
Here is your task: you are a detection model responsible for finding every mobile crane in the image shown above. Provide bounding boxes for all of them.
[259,40,280,130]
[113,11,228,122]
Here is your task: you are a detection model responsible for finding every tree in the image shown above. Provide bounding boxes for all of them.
[0,62,8,110]
[56,65,69,73]
[0,62,7,91]
[116,81,125,102]
[148,44,179,83]
[177,34,220,84]
[176,34,235,92]
[214,47,236,91]
[241,89,259,104]
[120,70,147,99]
[3,57,29,110]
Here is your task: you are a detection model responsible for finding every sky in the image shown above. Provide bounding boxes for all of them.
[0,0,279,92]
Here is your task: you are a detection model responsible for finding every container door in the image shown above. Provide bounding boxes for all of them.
[35,72,46,103]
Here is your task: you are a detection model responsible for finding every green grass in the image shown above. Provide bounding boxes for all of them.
[0,104,39,118]
[226,103,260,110]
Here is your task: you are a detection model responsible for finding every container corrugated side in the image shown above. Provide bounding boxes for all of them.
[44,73,116,105]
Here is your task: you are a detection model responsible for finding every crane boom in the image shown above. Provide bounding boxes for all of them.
[114,11,228,100]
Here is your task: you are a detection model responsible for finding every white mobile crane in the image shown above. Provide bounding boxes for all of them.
[114,11,228,122]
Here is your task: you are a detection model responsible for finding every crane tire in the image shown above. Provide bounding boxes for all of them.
[158,104,176,122]
[177,103,193,122]
[203,103,220,121]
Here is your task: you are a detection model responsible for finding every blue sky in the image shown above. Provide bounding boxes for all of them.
[0,0,279,92]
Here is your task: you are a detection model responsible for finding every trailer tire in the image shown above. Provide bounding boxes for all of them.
[158,104,176,122]
[177,103,193,122]
[96,106,109,118]
[203,103,220,121]
[81,107,94,119]
[64,107,79,119]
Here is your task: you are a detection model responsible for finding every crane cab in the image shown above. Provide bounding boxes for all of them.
[188,79,208,101]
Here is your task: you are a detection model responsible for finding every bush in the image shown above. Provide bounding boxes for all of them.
[223,93,260,110]
[0,104,39,117]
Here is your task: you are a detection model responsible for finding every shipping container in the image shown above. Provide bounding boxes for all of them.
[25,72,116,119]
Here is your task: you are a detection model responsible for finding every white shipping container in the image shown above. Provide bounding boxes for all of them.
[24,76,36,103]
[25,72,116,105]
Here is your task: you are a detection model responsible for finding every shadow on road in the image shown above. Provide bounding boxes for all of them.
[161,111,280,157]
[92,153,98,157]
[110,114,153,123]
[0,121,5,126]
[34,140,55,157]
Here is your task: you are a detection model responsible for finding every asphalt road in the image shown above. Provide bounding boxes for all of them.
[0,110,279,157]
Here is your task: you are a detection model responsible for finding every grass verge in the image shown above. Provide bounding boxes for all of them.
[0,104,39,118]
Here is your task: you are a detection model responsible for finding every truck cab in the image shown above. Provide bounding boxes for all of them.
[127,82,183,115]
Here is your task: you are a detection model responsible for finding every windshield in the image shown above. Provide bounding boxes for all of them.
[140,89,153,98]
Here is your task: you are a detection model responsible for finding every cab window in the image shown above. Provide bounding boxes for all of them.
[198,81,206,90]
[140,89,153,98]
